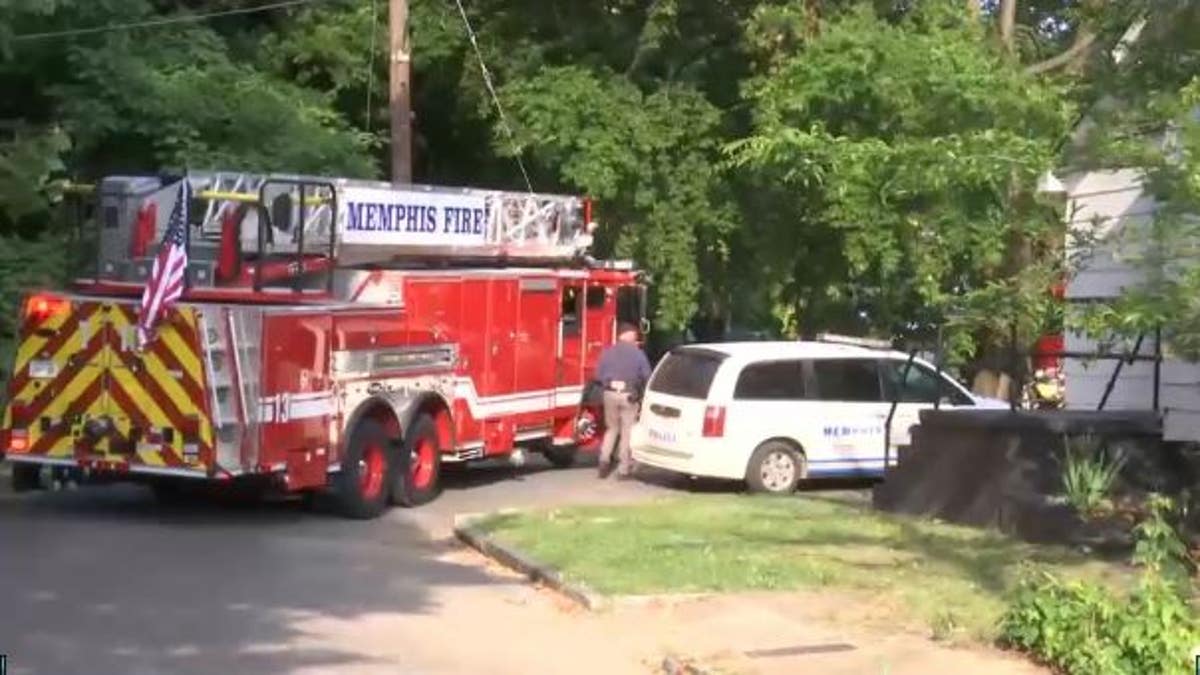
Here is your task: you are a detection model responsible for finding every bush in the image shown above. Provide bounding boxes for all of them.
[0,231,74,388]
[1061,434,1127,517]
[1000,497,1200,674]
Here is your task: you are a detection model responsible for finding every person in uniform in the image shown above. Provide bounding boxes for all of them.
[594,323,652,479]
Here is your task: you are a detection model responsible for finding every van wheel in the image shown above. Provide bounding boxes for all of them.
[392,413,442,507]
[746,442,804,494]
[334,418,398,519]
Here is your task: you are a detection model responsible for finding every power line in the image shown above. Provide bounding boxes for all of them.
[453,0,533,193]
[10,0,328,43]
[364,0,379,133]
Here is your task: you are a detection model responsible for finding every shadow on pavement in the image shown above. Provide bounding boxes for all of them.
[634,467,875,499]
[0,484,502,675]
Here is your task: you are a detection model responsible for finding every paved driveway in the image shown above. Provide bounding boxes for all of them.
[0,458,692,675]
[0,457,888,675]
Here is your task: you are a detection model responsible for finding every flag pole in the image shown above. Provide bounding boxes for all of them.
[182,169,191,292]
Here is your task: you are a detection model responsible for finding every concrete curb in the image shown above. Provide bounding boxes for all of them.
[453,511,609,611]
[660,655,713,675]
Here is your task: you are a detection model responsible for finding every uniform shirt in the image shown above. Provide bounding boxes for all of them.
[595,342,652,391]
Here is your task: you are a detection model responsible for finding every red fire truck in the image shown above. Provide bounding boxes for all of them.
[0,171,645,518]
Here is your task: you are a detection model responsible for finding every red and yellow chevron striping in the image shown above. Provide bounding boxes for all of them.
[3,296,215,472]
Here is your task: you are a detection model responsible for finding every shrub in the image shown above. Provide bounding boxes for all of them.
[1000,496,1200,675]
[1061,434,1127,517]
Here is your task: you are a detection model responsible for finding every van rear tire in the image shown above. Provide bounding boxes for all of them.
[746,441,804,494]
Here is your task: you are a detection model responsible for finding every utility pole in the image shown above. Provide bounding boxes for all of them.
[389,0,413,184]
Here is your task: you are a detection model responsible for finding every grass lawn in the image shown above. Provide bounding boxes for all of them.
[476,493,1130,643]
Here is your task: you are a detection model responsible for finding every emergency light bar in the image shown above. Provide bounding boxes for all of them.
[814,333,893,350]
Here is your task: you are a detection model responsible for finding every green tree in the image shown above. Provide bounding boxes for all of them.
[729,3,1072,366]
[1063,3,1200,359]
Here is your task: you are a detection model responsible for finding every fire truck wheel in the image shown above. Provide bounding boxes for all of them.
[11,463,41,492]
[542,445,579,468]
[393,413,442,507]
[335,418,399,519]
[150,479,191,505]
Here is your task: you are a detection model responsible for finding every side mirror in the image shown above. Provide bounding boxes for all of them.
[637,285,651,336]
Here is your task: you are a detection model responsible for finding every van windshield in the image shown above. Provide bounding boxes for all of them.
[648,349,725,399]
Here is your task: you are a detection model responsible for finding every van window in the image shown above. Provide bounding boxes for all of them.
[811,359,882,402]
[734,360,806,400]
[649,349,726,399]
[880,360,972,405]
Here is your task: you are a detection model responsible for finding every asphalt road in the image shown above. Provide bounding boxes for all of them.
[0,457,872,675]
[0,456,683,675]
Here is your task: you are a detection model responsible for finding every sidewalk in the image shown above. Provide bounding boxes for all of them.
[281,546,1046,675]
[605,591,1047,675]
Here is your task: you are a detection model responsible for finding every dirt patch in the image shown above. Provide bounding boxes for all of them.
[447,546,1046,674]
[600,589,1048,675]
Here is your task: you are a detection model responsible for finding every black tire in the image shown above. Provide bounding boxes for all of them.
[745,441,805,495]
[392,414,442,507]
[11,463,41,492]
[150,479,192,505]
[543,445,579,468]
[334,418,399,519]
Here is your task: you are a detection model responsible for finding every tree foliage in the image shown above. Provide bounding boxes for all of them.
[729,4,1072,358]
[1063,3,1200,359]
[0,0,1185,373]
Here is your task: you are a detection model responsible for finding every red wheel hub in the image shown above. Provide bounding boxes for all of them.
[359,442,386,500]
[411,437,436,489]
[575,408,601,449]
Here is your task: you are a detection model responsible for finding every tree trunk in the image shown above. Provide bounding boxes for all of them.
[998,0,1018,53]
[804,0,821,40]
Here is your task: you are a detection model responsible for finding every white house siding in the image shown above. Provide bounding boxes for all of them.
[1060,169,1200,440]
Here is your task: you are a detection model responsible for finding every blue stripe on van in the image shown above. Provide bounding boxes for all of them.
[806,466,886,477]
[807,457,892,465]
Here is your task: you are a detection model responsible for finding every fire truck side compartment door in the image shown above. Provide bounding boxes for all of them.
[260,312,333,478]
[516,278,557,395]
[480,279,517,396]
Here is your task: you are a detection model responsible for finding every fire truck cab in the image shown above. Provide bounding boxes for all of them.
[1,172,645,518]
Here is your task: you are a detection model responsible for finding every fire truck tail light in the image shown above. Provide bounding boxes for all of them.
[702,406,726,438]
[9,429,30,453]
[24,294,71,325]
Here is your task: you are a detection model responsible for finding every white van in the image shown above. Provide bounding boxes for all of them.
[630,340,1006,493]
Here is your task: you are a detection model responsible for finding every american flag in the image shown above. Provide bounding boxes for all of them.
[137,178,190,349]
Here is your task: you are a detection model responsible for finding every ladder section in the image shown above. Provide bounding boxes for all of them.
[195,305,264,474]
[188,171,594,264]
[91,171,598,290]
[334,183,594,265]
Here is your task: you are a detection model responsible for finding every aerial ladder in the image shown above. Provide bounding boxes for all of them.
[88,171,600,294]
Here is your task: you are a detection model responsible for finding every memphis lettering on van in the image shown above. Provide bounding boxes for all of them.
[823,424,884,438]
